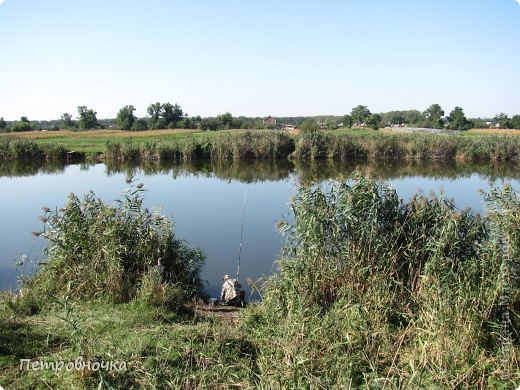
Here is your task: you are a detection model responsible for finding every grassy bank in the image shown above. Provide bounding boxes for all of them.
[1,129,520,162]
[1,176,518,388]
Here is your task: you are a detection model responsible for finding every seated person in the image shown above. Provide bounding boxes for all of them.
[220,274,244,307]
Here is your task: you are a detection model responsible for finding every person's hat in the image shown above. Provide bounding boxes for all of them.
[223,275,230,280]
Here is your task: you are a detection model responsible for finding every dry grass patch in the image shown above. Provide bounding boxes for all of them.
[468,128,520,135]
[0,129,201,140]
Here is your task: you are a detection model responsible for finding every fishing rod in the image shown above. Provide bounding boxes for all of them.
[236,193,246,281]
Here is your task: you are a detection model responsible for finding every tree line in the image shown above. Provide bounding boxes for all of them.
[1,102,520,133]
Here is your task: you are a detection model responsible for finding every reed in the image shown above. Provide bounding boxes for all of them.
[241,176,518,388]
[20,178,205,308]
[1,176,517,388]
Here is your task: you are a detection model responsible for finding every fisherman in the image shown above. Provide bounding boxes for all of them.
[220,274,245,307]
[154,257,166,282]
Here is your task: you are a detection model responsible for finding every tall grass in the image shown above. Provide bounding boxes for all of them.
[295,133,520,161]
[2,175,518,388]
[241,176,518,388]
[20,178,205,308]
[0,138,73,160]
[2,131,519,162]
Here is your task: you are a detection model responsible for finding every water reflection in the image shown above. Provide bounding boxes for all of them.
[2,159,519,182]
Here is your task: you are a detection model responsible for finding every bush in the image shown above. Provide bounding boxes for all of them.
[22,178,205,307]
[246,176,518,387]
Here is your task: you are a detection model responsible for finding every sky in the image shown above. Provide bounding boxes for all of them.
[0,0,519,121]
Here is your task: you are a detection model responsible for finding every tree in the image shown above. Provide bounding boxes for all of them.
[147,102,165,129]
[350,105,371,125]
[324,118,337,130]
[131,118,149,131]
[9,116,34,132]
[0,117,6,130]
[116,105,137,131]
[389,114,406,126]
[77,106,99,129]
[511,115,520,129]
[341,115,354,129]
[447,106,473,130]
[423,104,444,128]
[366,113,382,130]
[60,113,76,129]
[146,102,185,129]
[218,112,234,129]
[162,103,184,128]
[494,113,513,129]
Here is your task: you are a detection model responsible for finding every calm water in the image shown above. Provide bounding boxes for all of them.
[1,159,519,298]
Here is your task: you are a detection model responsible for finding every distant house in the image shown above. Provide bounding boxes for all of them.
[263,116,277,128]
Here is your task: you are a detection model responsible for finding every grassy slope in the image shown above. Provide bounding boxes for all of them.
[2,128,518,154]
[0,301,257,389]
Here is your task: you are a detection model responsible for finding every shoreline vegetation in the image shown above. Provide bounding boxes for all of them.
[0,176,518,388]
[0,128,520,162]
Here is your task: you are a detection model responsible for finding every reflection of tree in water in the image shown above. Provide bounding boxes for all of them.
[294,159,520,185]
[0,160,68,177]
[2,159,520,184]
[104,159,295,183]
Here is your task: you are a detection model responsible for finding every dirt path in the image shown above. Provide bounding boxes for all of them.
[195,304,242,322]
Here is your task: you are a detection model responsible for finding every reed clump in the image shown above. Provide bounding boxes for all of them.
[242,176,518,388]
[19,178,205,309]
[0,138,73,160]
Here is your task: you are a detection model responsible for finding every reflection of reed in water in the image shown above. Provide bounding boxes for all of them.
[293,159,520,185]
[6,158,519,183]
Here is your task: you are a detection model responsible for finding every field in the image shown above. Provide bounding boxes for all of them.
[0,129,204,153]
[1,128,520,162]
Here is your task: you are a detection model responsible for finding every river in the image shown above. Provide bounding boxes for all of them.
[1,159,519,299]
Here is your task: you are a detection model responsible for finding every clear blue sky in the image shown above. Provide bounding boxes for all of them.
[1,0,519,121]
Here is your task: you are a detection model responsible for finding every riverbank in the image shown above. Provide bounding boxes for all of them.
[1,129,520,162]
[1,177,517,388]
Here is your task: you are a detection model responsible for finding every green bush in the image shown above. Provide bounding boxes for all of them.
[244,176,518,388]
[23,178,205,307]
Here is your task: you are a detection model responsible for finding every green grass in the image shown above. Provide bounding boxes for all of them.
[2,129,520,164]
[0,300,260,389]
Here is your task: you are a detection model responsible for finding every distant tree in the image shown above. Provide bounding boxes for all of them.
[341,115,354,129]
[177,117,191,129]
[423,104,444,128]
[147,102,165,129]
[350,105,371,125]
[115,105,137,130]
[218,112,234,129]
[147,102,184,129]
[366,113,382,130]
[131,118,149,131]
[198,119,210,131]
[447,106,473,130]
[471,118,490,129]
[10,116,34,132]
[405,110,424,126]
[77,106,99,129]
[60,113,76,129]
[299,119,320,135]
[0,117,6,130]
[324,118,337,130]
[495,113,513,129]
[511,115,520,129]
[162,103,184,128]
[390,114,406,126]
